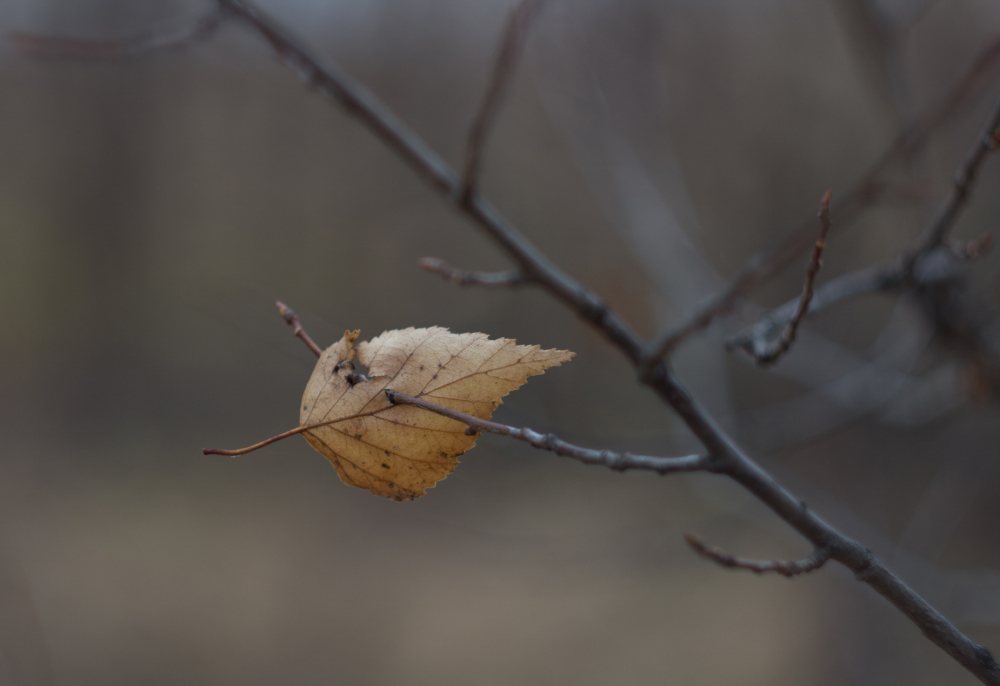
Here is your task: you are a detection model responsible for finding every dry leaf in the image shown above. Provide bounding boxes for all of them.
[299,327,574,500]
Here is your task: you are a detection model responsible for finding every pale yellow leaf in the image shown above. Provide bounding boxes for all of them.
[299,327,574,501]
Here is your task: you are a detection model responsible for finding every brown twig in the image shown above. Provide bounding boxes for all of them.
[461,0,546,202]
[10,8,227,61]
[732,191,833,366]
[386,391,710,475]
[203,407,397,456]
[684,534,831,578]
[209,2,1000,681]
[638,33,1000,369]
[419,257,526,289]
[276,301,323,357]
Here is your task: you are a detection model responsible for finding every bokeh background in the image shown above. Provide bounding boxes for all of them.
[1,0,1000,683]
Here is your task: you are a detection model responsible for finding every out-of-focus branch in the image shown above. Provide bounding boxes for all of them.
[684,534,831,577]
[728,237,993,358]
[276,301,323,357]
[418,257,527,289]
[386,390,711,475]
[728,96,1000,365]
[828,0,907,131]
[461,0,546,201]
[638,33,1000,368]
[909,101,1000,254]
[10,8,227,61]
[732,191,833,366]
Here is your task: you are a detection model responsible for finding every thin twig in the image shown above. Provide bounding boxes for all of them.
[386,391,710,475]
[11,8,227,61]
[726,237,990,356]
[638,33,1000,368]
[909,97,1000,255]
[461,0,545,201]
[684,534,831,578]
[726,97,1000,363]
[733,191,833,366]
[203,407,401,456]
[276,301,323,357]
[419,257,526,289]
[192,3,1000,681]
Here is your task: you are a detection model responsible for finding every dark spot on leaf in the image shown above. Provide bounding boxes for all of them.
[437,363,442,368]
[432,374,438,380]
[354,433,363,439]
[381,463,389,469]
[419,365,424,371]
[439,450,448,457]
[384,450,390,456]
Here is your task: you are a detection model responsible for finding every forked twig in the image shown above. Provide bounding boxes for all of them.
[638,33,1000,369]
[729,97,1000,364]
[732,191,833,366]
[684,534,831,578]
[419,257,527,289]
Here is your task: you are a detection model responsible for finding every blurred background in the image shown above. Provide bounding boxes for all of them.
[1,0,1000,683]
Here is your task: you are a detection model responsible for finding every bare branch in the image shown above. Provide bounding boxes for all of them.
[638,33,1000,366]
[910,97,1000,255]
[729,261,905,356]
[386,391,710,475]
[728,235,992,357]
[732,191,833,366]
[11,8,227,61]
[276,301,323,357]
[419,257,527,289]
[197,3,1000,681]
[726,96,1000,364]
[684,534,830,577]
[461,0,546,201]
